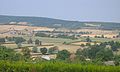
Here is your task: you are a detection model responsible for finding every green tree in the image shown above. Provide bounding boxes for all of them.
[95,36,98,38]
[0,46,22,61]
[32,46,38,53]
[40,47,47,55]
[111,44,118,51]
[27,38,33,44]
[109,41,120,51]
[17,43,22,48]
[48,46,59,54]
[76,48,82,55]
[76,48,89,59]
[86,37,92,42]
[7,37,14,41]
[15,37,26,44]
[35,39,42,45]
[57,50,70,60]
[75,49,86,61]
[0,38,5,43]
[114,55,120,66]
[22,47,31,60]
[101,35,104,38]
[35,33,48,37]
[12,53,24,61]
[81,44,85,47]
[86,43,91,46]
[76,44,105,59]
[96,48,113,61]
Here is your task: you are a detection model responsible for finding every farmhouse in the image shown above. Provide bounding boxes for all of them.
[30,53,57,60]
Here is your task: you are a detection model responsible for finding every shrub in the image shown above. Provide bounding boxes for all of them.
[0,61,120,72]
[57,50,70,60]
[40,48,47,55]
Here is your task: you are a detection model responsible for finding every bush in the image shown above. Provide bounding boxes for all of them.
[0,38,5,43]
[40,48,47,55]
[35,33,48,37]
[32,46,38,53]
[0,61,120,72]
[0,46,23,61]
[57,50,70,60]
[14,37,26,44]
[48,46,59,54]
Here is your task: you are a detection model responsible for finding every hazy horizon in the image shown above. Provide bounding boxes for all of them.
[0,0,120,22]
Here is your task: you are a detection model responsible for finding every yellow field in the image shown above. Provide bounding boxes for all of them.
[0,25,54,32]
[81,34,118,38]
[75,29,118,34]
[1,43,17,48]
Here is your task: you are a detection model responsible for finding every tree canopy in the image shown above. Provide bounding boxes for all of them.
[57,50,70,60]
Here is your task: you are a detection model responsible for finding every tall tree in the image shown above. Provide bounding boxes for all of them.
[101,35,104,38]
[35,39,42,45]
[86,37,92,42]
[35,39,40,45]
[27,38,33,44]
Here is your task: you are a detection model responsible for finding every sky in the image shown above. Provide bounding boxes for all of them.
[0,0,120,22]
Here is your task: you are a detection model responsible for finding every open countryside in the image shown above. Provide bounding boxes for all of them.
[0,19,120,71]
[0,0,120,71]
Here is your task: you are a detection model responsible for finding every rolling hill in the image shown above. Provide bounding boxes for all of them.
[0,15,120,30]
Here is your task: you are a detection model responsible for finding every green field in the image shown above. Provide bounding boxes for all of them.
[15,35,120,43]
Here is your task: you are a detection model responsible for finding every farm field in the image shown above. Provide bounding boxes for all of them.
[1,35,82,52]
[1,35,120,53]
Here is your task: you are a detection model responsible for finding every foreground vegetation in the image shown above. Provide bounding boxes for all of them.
[0,61,120,72]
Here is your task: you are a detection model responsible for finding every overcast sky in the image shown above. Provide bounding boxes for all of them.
[0,0,120,22]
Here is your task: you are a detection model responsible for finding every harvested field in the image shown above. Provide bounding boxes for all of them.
[75,29,118,34]
[0,25,54,32]
[1,43,17,48]
[81,34,118,38]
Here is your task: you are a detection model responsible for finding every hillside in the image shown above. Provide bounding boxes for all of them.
[0,15,120,30]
